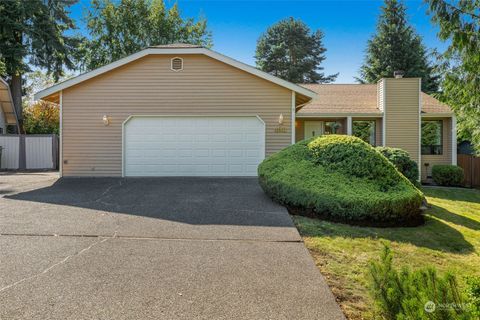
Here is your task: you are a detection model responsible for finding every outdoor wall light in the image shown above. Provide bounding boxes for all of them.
[102,115,110,126]
[278,113,284,125]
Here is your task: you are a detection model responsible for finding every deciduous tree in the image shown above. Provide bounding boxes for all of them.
[82,0,211,71]
[23,101,59,134]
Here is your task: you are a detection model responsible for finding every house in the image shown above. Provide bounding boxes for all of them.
[297,81,456,181]
[0,78,20,134]
[34,44,455,181]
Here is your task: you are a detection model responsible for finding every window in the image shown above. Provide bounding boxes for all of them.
[422,120,443,155]
[352,120,376,145]
[325,121,342,134]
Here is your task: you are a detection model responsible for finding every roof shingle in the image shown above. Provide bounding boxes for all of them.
[297,83,452,115]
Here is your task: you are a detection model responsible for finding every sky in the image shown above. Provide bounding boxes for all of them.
[69,0,448,83]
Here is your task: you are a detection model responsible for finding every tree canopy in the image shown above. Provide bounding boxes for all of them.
[0,0,80,128]
[82,0,212,71]
[426,0,480,154]
[23,101,59,135]
[255,18,337,84]
[358,0,439,93]
[0,59,5,75]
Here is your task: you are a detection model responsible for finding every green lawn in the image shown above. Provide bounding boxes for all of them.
[293,187,480,319]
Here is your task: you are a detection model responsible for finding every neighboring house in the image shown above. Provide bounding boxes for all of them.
[0,78,20,134]
[34,44,455,181]
[297,80,456,181]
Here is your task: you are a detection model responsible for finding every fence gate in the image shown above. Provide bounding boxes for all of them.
[457,154,480,188]
[0,134,58,170]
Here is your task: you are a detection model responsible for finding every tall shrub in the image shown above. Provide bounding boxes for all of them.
[376,147,419,185]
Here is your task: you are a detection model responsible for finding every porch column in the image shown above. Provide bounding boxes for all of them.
[452,116,457,165]
[347,116,353,135]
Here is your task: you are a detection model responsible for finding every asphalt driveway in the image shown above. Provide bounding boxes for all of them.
[0,172,344,320]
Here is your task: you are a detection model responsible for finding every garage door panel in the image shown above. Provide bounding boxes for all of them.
[124,116,265,177]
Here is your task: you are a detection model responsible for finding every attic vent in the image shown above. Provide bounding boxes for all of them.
[171,57,183,71]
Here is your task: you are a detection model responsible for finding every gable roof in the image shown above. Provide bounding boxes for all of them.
[0,78,20,128]
[297,83,452,116]
[34,45,316,101]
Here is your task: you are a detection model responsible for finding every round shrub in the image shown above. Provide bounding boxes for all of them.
[432,165,464,186]
[258,135,424,226]
[376,147,419,185]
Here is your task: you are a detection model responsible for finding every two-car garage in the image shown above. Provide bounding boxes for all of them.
[123,116,265,177]
[34,45,315,177]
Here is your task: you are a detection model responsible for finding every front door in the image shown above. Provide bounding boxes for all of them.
[304,121,324,139]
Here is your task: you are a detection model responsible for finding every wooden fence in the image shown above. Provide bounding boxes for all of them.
[457,154,480,188]
[0,134,58,170]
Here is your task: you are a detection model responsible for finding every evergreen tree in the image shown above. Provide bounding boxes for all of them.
[0,59,5,75]
[0,0,80,130]
[255,18,337,84]
[358,0,439,93]
[82,0,211,71]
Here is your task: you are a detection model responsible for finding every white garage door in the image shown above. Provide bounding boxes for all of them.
[124,116,265,177]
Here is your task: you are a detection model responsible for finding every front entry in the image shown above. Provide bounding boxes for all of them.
[304,121,325,139]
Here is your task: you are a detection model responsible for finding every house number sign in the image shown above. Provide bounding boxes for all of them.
[274,126,288,133]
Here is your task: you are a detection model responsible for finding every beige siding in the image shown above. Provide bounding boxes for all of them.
[377,80,384,111]
[383,78,420,164]
[62,54,292,176]
[421,117,453,181]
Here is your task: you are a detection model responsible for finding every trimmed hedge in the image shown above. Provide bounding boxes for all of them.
[432,165,464,186]
[258,135,424,226]
[376,147,419,185]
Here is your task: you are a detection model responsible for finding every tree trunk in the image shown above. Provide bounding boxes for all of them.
[10,73,24,133]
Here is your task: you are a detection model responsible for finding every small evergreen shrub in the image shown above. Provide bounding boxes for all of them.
[258,135,424,226]
[466,277,480,318]
[432,165,464,186]
[369,245,474,319]
[376,147,419,185]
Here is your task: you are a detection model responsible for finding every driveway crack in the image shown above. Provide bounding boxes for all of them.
[0,232,116,294]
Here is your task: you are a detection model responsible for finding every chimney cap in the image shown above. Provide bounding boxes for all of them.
[394,70,405,78]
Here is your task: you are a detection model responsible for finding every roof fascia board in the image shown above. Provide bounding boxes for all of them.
[35,48,316,100]
[296,113,383,118]
[421,113,453,117]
